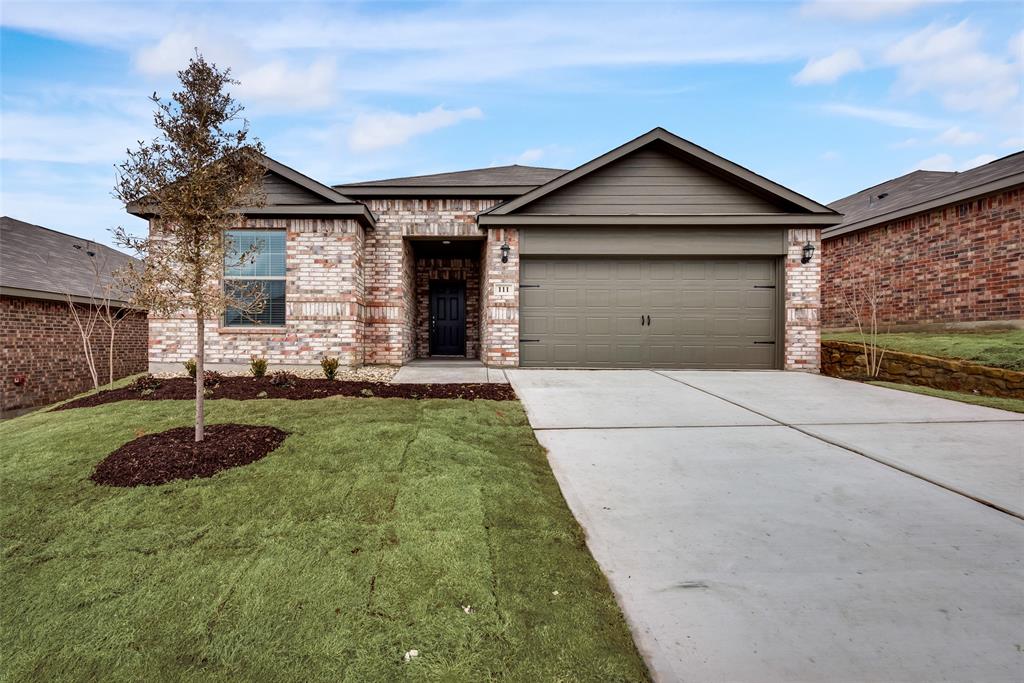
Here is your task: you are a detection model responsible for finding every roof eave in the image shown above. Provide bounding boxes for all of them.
[823,173,1024,239]
[478,213,844,227]
[1,286,138,309]
[237,204,377,228]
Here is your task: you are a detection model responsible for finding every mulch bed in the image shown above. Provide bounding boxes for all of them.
[55,375,517,411]
[91,424,288,487]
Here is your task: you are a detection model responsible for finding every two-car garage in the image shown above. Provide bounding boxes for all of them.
[476,128,842,370]
[519,255,781,368]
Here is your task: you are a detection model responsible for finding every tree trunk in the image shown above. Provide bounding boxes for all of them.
[108,319,115,386]
[195,314,205,442]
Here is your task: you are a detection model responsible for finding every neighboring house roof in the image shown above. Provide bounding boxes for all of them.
[128,154,376,227]
[333,165,567,197]
[825,151,1024,239]
[0,216,141,306]
[479,127,842,226]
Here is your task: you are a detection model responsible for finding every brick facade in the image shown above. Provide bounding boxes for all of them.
[414,257,480,358]
[362,199,501,365]
[148,217,365,371]
[144,205,822,372]
[1,295,148,413]
[822,188,1023,329]
[785,227,822,371]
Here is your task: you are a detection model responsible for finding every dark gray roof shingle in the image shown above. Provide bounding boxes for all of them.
[1,216,141,303]
[335,164,567,188]
[826,152,1024,237]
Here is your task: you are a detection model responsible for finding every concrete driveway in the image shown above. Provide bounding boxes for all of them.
[507,370,1024,683]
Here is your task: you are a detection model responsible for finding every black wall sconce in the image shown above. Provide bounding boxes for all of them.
[801,241,815,264]
[500,241,511,263]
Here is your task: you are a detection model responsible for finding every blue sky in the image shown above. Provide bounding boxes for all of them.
[2,0,1022,248]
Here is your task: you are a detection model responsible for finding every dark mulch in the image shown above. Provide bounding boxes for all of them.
[91,424,288,487]
[55,375,518,411]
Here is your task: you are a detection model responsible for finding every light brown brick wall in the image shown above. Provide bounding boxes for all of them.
[363,199,500,364]
[147,217,365,369]
[822,188,1022,328]
[1,295,148,412]
[480,228,520,367]
[785,227,821,372]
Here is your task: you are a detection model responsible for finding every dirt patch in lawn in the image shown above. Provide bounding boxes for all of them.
[91,424,288,487]
[56,375,517,411]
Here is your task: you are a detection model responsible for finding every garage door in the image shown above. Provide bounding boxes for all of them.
[519,257,780,368]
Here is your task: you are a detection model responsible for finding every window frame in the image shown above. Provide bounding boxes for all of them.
[222,228,287,328]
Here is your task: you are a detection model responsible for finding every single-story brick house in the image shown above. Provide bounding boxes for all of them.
[822,152,1023,330]
[133,128,841,373]
[0,217,148,415]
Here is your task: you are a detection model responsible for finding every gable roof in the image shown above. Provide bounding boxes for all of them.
[128,154,376,227]
[479,128,841,225]
[825,151,1024,238]
[1,216,141,306]
[334,165,567,197]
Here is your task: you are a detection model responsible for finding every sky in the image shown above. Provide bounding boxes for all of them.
[2,0,1022,248]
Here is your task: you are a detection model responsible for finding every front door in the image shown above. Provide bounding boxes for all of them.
[429,281,466,356]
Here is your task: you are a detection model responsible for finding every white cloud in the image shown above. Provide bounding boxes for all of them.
[959,153,997,170]
[793,48,864,84]
[910,152,998,172]
[237,58,337,110]
[801,1,929,21]
[935,126,983,146]
[1002,136,1024,149]
[912,153,955,171]
[515,148,546,164]
[348,106,484,152]
[891,137,920,148]
[884,21,1020,112]
[823,103,946,129]
[819,150,841,161]
[0,111,150,164]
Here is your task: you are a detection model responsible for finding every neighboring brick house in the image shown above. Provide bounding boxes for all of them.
[135,128,840,373]
[822,152,1023,329]
[0,217,148,415]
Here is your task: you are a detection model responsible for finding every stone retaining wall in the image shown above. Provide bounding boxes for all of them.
[821,340,1024,399]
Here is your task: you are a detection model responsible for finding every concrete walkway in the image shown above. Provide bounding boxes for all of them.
[392,359,508,384]
[507,369,1024,683]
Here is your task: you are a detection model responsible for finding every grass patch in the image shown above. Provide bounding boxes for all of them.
[0,398,648,681]
[822,329,1024,371]
[869,381,1024,414]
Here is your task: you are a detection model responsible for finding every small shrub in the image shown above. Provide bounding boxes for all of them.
[249,356,269,378]
[269,371,297,388]
[202,370,225,387]
[321,356,340,380]
[131,374,162,392]
[183,358,197,378]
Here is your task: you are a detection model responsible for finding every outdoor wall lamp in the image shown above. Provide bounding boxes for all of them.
[500,241,511,263]
[801,241,815,264]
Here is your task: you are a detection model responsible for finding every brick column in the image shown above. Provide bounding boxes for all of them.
[784,227,821,372]
[480,228,519,367]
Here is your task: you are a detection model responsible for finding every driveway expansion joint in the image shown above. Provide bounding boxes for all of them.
[651,370,1024,521]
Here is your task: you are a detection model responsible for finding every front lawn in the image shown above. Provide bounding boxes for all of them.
[0,398,648,681]
[822,329,1024,371]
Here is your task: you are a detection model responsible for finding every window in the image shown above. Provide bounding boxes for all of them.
[223,229,286,327]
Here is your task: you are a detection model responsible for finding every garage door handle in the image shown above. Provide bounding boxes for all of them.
[646,315,651,326]
[640,315,645,326]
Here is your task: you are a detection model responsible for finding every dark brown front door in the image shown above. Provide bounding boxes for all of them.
[429,281,466,356]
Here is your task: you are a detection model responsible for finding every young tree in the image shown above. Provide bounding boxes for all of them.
[114,53,267,442]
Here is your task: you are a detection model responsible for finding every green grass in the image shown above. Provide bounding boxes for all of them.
[0,398,648,682]
[822,329,1024,371]
[869,381,1024,414]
